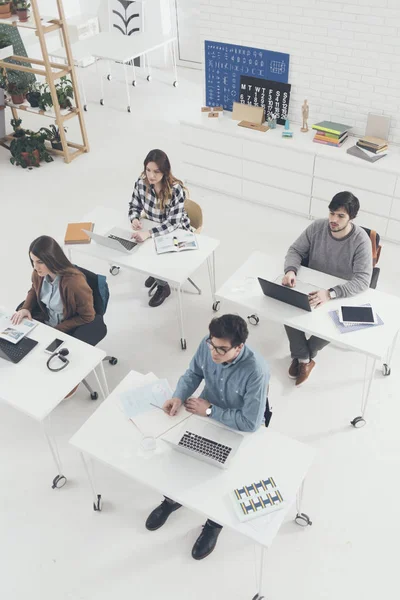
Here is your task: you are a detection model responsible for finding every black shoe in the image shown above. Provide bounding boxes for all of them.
[145,499,182,531]
[191,522,222,560]
[145,276,156,288]
[148,284,171,307]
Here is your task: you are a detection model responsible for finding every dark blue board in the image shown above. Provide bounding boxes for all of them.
[205,40,290,110]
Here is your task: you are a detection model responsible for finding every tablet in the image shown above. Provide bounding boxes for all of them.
[339,305,377,325]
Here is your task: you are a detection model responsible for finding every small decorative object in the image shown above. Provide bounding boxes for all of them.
[15,0,30,22]
[0,1,12,19]
[301,99,309,132]
[282,118,293,138]
[268,113,277,129]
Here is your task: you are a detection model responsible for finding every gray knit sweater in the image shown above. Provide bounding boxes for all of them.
[284,219,372,298]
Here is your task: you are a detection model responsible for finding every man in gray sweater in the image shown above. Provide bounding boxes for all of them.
[283,191,372,386]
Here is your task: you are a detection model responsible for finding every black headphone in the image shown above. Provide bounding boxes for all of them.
[46,348,70,372]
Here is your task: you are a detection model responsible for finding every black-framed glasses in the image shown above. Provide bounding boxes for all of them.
[206,337,234,356]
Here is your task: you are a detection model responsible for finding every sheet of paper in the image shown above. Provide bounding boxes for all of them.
[133,403,191,438]
[119,378,173,418]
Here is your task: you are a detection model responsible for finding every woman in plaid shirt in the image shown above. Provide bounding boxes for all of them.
[128,149,191,307]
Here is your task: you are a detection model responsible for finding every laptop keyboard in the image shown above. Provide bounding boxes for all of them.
[0,337,38,363]
[107,234,137,251]
[178,431,232,464]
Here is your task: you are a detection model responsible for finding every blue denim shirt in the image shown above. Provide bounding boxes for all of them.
[40,275,64,327]
[174,337,270,432]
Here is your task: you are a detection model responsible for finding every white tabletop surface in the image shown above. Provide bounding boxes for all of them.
[68,206,220,285]
[0,318,106,422]
[70,370,316,548]
[216,251,400,360]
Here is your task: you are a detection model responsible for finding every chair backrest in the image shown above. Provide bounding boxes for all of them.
[360,226,382,267]
[75,265,110,316]
[184,199,203,233]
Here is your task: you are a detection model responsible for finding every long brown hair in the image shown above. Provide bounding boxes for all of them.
[29,236,77,275]
[142,149,187,210]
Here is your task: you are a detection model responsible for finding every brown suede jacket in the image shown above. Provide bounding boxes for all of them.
[22,268,95,333]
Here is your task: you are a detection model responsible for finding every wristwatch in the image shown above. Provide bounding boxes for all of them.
[205,405,212,417]
[328,288,337,300]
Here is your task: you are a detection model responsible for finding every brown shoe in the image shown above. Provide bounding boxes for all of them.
[295,360,315,387]
[288,358,299,379]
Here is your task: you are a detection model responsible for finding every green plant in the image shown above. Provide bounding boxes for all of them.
[56,76,74,108]
[37,82,53,111]
[7,78,28,95]
[0,1,12,6]
[15,1,30,9]
[10,128,53,168]
[40,124,66,142]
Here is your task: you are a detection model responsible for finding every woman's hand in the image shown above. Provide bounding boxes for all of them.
[11,308,32,325]
[132,230,151,243]
[131,219,142,231]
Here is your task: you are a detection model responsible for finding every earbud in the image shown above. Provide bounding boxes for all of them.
[59,348,69,357]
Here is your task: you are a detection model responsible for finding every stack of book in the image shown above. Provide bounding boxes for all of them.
[356,136,388,158]
[312,121,351,147]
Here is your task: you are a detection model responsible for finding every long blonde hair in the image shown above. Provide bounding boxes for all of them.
[142,149,188,210]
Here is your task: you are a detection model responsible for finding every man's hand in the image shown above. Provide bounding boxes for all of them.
[163,397,182,416]
[11,308,32,325]
[184,397,211,417]
[131,219,142,231]
[132,230,151,243]
[308,289,330,308]
[282,271,296,287]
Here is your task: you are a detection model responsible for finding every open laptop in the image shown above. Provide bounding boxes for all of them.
[83,227,138,254]
[258,276,319,312]
[0,337,38,364]
[162,417,244,470]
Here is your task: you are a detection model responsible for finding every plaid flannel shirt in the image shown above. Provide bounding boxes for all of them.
[128,177,191,237]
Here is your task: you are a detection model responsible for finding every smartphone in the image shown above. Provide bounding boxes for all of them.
[44,338,64,354]
[339,306,377,325]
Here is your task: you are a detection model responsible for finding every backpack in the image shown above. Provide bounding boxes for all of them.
[75,265,110,316]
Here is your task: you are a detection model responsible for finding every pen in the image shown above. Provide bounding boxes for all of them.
[150,402,168,413]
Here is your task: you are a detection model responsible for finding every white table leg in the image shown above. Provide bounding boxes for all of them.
[351,355,377,428]
[207,252,220,311]
[123,61,132,112]
[252,546,266,600]
[96,58,105,106]
[42,415,67,489]
[78,65,88,112]
[97,360,110,398]
[175,285,187,350]
[92,364,107,400]
[80,452,102,511]
[383,330,399,376]
[169,40,178,86]
[145,51,152,82]
[131,58,137,87]
[295,479,313,527]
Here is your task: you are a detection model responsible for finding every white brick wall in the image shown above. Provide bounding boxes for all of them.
[199,0,400,143]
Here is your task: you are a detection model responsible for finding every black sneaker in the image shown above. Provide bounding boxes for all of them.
[145,276,156,288]
[145,499,182,531]
[148,284,171,307]
[191,521,222,560]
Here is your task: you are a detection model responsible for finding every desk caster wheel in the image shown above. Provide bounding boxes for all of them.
[107,74,112,81]
[93,494,102,512]
[382,363,391,376]
[147,75,152,82]
[181,339,187,350]
[127,106,131,113]
[132,80,137,87]
[110,266,120,276]
[90,392,98,401]
[212,301,220,312]
[295,512,312,527]
[84,104,87,112]
[109,357,118,366]
[252,595,264,600]
[248,314,259,326]
[52,475,67,489]
[351,416,366,428]
[173,80,178,87]
[100,99,104,106]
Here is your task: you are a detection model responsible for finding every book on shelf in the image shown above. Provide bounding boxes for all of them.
[0,310,38,344]
[231,476,286,522]
[154,230,198,255]
[312,120,352,135]
[314,132,348,144]
[356,142,388,155]
[313,136,347,147]
[64,222,94,244]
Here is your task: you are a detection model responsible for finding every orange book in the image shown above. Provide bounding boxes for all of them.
[64,222,94,244]
[314,134,343,144]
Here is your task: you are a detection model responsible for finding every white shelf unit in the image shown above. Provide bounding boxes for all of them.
[180,115,400,244]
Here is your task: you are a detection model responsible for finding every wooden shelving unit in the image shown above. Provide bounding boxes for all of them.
[0,0,89,163]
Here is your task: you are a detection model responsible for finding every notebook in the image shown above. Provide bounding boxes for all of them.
[64,222,94,244]
[329,306,384,333]
[231,477,285,522]
[312,121,351,135]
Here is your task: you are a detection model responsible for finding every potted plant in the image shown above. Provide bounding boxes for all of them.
[37,82,53,112]
[0,1,12,19]
[10,127,54,168]
[15,0,30,22]
[56,76,74,109]
[40,124,67,150]
[0,33,13,59]
[7,78,28,104]
[26,81,41,107]
[10,117,25,137]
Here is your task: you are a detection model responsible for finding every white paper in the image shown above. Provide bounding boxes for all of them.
[154,230,198,255]
[0,311,38,344]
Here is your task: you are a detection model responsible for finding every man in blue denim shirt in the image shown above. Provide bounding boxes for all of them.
[145,314,271,560]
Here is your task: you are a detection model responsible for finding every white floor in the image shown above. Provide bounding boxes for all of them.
[1,64,400,600]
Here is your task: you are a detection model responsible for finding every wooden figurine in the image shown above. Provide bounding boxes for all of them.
[301,99,309,132]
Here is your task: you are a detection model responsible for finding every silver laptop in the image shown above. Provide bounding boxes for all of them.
[83,227,138,253]
[162,417,243,470]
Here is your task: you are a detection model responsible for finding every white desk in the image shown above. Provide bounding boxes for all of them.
[0,318,107,489]
[67,206,220,350]
[70,370,316,599]
[58,31,178,112]
[215,251,400,427]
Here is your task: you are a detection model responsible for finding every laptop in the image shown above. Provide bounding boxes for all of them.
[258,276,318,312]
[83,227,138,253]
[0,337,38,364]
[162,417,244,470]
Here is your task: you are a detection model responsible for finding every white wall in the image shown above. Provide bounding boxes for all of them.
[199,0,400,143]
